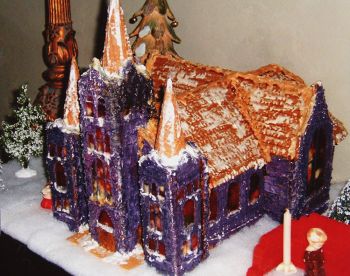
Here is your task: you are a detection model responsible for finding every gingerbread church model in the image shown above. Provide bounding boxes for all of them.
[45,0,347,275]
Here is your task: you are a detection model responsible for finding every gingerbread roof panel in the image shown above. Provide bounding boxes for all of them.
[143,54,346,184]
[247,64,306,87]
[140,78,267,187]
[233,73,316,159]
[146,54,232,101]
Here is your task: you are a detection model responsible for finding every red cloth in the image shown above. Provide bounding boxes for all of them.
[247,213,350,276]
[41,198,52,210]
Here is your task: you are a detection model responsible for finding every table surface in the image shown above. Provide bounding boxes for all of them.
[0,158,346,276]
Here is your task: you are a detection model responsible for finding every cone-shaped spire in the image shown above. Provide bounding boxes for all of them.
[155,79,186,158]
[63,56,80,132]
[101,0,132,73]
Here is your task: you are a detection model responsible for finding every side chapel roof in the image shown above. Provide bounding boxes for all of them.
[140,54,347,187]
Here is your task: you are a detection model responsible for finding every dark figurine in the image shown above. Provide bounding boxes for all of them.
[304,228,327,276]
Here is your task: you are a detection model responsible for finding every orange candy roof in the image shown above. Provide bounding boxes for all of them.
[140,54,347,187]
[101,0,132,73]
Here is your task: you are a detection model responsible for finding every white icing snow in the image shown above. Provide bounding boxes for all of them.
[147,247,166,262]
[135,63,149,78]
[176,71,198,87]
[15,167,37,178]
[79,233,99,251]
[47,118,79,135]
[266,116,291,125]
[97,222,114,234]
[135,43,146,57]
[201,87,228,106]
[54,181,67,194]
[98,117,105,127]
[139,144,199,171]
[251,89,266,111]
[315,81,323,87]
[139,26,151,38]
[91,57,126,82]
[102,244,144,265]
[0,158,346,276]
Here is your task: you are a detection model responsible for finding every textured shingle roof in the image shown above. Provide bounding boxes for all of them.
[140,54,347,186]
[233,73,316,160]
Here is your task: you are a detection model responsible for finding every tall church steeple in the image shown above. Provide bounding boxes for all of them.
[101,0,132,73]
[155,78,186,158]
[63,56,80,132]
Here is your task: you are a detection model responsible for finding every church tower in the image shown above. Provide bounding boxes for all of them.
[79,0,152,253]
[46,57,88,231]
[139,79,209,275]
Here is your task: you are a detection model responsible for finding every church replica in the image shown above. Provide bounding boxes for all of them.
[45,0,347,275]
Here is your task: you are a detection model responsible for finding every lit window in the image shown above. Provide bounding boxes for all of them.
[97,159,104,178]
[63,199,70,213]
[96,128,104,152]
[97,211,116,252]
[57,146,63,158]
[98,98,106,118]
[105,134,111,153]
[227,182,239,213]
[177,188,185,202]
[158,241,166,256]
[150,204,163,232]
[148,239,166,257]
[55,162,67,193]
[158,186,165,200]
[307,128,327,195]
[249,173,261,204]
[191,234,199,251]
[143,183,149,194]
[48,144,56,157]
[149,239,156,251]
[86,96,94,117]
[183,199,195,227]
[88,134,94,150]
[151,183,157,197]
[209,189,218,221]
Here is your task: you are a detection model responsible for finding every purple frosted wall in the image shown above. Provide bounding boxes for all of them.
[79,68,127,251]
[139,149,208,275]
[264,85,334,221]
[264,157,294,221]
[78,62,152,252]
[46,126,88,231]
[293,85,334,217]
[207,168,265,245]
[119,63,153,251]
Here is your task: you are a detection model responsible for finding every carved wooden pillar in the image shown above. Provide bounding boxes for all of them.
[35,0,78,121]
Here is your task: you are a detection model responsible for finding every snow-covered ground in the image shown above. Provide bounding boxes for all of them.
[0,158,346,276]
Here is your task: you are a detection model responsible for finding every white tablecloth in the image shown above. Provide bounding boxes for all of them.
[0,158,345,275]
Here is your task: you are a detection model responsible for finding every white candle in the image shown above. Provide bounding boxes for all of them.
[283,209,292,265]
[276,209,297,274]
